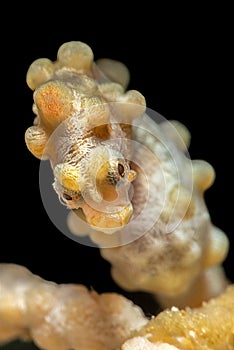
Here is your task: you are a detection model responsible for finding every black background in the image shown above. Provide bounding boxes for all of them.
[1,4,233,316]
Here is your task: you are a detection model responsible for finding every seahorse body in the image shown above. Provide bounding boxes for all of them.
[25,41,229,308]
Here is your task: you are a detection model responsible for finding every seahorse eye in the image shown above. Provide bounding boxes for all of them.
[63,193,72,200]
[117,162,125,177]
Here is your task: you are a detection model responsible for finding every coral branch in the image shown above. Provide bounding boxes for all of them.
[122,284,234,349]
[1,264,233,350]
[0,264,147,349]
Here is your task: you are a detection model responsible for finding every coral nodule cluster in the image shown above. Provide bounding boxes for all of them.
[0,41,232,350]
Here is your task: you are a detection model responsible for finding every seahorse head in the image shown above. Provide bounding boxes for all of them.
[53,144,136,233]
[25,41,145,234]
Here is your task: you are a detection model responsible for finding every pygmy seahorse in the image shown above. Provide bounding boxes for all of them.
[25,41,229,309]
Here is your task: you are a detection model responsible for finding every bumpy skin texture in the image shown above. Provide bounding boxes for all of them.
[0,264,147,349]
[122,285,234,350]
[24,41,230,308]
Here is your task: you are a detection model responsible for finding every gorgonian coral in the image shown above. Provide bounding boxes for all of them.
[0,41,231,350]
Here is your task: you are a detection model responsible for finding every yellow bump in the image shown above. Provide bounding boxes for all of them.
[26,58,54,90]
[192,160,215,192]
[171,185,195,219]
[57,41,94,71]
[54,163,80,192]
[98,82,124,100]
[24,125,48,159]
[203,226,229,267]
[33,80,74,129]
[96,58,130,89]
[114,90,146,122]
[170,120,191,148]
[82,203,133,230]
[161,185,195,223]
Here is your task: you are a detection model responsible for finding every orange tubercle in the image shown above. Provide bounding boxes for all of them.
[82,203,133,231]
[34,81,74,130]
